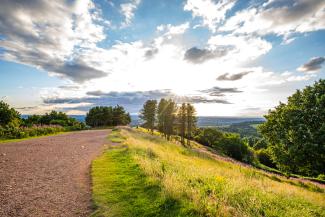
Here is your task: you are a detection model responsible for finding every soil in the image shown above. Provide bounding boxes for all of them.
[0,130,109,217]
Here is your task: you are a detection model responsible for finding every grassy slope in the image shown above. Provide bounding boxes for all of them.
[92,128,325,217]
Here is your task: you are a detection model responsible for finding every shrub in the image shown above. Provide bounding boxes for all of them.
[0,125,64,140]
[256,149,276,168]
[194,128,255,163]
[218,133,254,163]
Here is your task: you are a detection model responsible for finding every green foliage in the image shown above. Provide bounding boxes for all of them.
[194,128,254,163]
[0,124,64,139]
[194,128,223,147]
[139,100,157,134]
[86,105,131,127]
[177,103,187,145]
[186,103,197,145]
[259,79,325,176]
[156,98,178,140]
[22,111,85,130]
[0,101,84,140]
[0,100,21,127]
[256,148,276,168]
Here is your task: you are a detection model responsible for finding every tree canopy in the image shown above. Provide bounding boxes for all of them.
[139,100,157,134]
[0,100,21,127]
[259,79,325,176]
[86,105,131,127]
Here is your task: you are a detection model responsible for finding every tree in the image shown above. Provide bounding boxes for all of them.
[0,100,21,127]
[86,105,130,127]
[186,103,197,146]
[259,79,325,176]
[157,98,168,137]
[112,105,130,126]
[177,103,187,145]
[164,99,177,140]
[139,100,157,134]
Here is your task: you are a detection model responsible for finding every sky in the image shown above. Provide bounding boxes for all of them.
[0,0,324,117]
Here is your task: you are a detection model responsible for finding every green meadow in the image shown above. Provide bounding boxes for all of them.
[91,128,325,217]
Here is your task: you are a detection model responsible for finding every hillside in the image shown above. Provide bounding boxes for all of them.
[91,128,325,217]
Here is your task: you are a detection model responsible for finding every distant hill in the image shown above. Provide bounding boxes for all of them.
[130,115,264,127]
[22,114,264,128]
[219,121,265,137]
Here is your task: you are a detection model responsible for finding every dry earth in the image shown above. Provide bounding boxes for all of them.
[0,130,109,217]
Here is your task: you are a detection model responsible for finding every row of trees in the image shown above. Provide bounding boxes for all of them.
[85,105,131,127]
[0,101,86,139]
[0,101,132,139]
[0,101,85,129]
[139,98,197,146]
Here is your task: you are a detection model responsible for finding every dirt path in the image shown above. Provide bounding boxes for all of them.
[0,130,109,217]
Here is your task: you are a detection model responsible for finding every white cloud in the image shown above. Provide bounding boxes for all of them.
[120,0,141,28]
[208,34,272,62]
[221,0,325,38]
[0,0,109,82]
[1,0,321,116]
[184,0,236,31]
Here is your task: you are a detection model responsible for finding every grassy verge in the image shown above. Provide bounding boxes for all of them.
[91,137,195,216]
[0,131,67,144]
[92,128,325,217]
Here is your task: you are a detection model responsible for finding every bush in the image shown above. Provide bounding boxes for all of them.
[0,125,64,140]
[256,149,276,168]
[218,133,254,163]
[194,128,223,147]
[194,128,255,163]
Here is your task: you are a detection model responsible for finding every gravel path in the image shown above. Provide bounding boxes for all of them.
[0,130,109,217]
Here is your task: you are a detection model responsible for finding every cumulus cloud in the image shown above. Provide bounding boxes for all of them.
[297,56,325,72]
[120,0,141,27]
[208,34,272,61]
[184,0,236,31]
[184,46,230,63]
[217,71,252,80]
[0,0,108,82]
[221,0,325,39]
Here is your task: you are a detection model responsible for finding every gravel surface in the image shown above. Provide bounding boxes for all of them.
[0,130,109,217]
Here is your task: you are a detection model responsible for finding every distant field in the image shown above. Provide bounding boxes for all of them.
[91,128,324,217]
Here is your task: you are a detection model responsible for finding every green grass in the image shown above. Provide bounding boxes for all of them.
[92,128,325,217]
[0,131,67,144]
[91,145,197,217]
[107,129,127,143]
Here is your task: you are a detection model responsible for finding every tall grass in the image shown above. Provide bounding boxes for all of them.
[92,128,325,217]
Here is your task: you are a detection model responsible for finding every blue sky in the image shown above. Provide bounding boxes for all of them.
[0,0,324,116]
